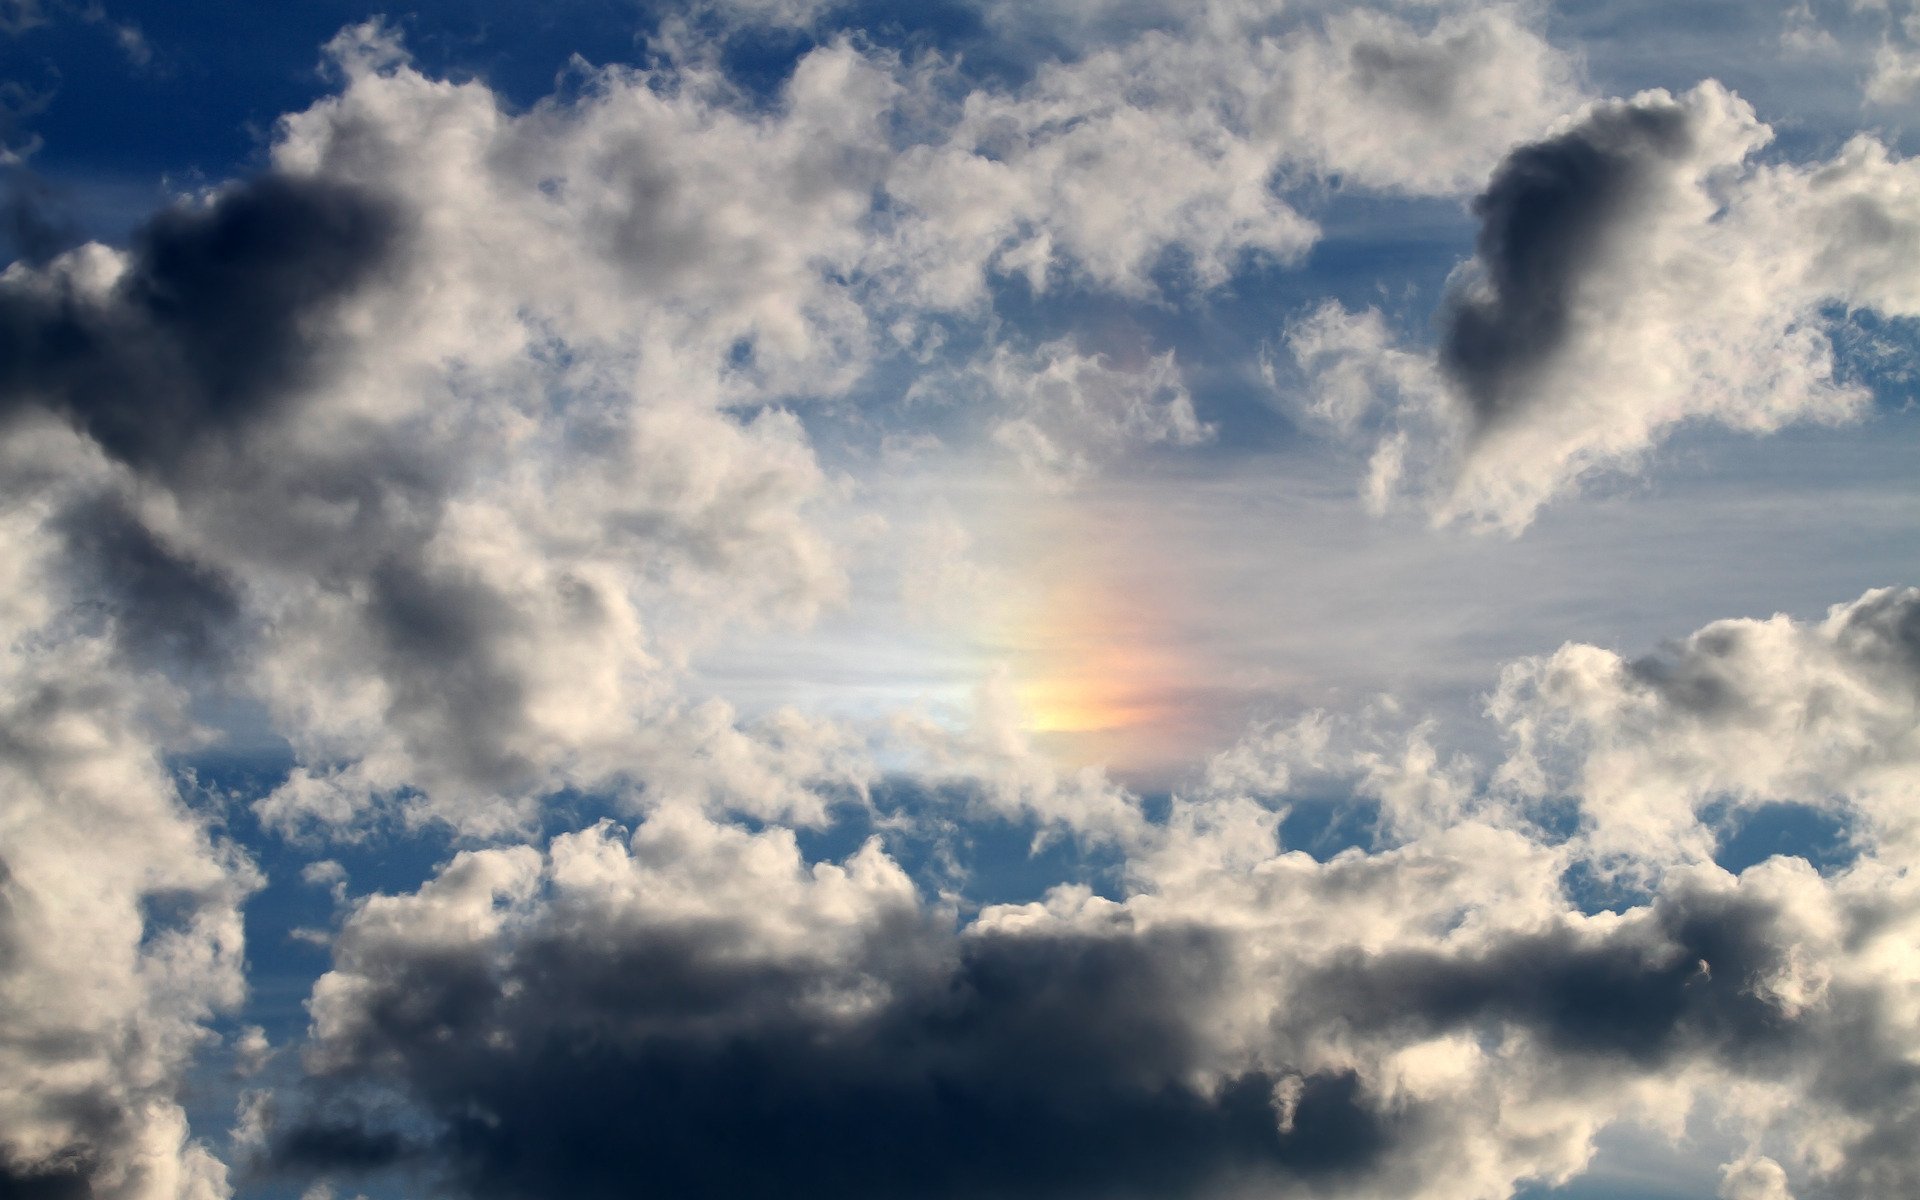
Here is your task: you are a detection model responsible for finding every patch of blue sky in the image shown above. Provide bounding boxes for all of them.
[1708,800,1859,877]
[1547,0,1895,158]
[1275,790,1386,862]
[1827,304,1920,407]
[1512,1119,1747,1200]
[791,774,1135,907]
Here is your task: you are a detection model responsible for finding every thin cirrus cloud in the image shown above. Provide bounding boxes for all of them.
[0,3,1917,1200]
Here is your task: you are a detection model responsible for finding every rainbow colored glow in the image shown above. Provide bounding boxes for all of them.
[974,491,1224,782]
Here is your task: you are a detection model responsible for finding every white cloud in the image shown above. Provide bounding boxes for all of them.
[892,667,1150,844]
[0,612,255,1198]
[1293,81,1920,531]
[912,338,1211,485]
[878,3,1580,307]
[1491,585,1920,872]
[0,8,1583,838]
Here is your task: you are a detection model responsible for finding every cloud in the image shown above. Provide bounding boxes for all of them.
[0,173,402,473]
[275,814,1397,1200]
[892,667,1149,844]
[209,576,1920,1200]
[0,6,1585,836]
[1,167,80,266]
[1293,81,1920,530]
[0,627,256,1199]
[1441,96,1699,430]
[879,3,1580,307]
[9,9,1920,1200]
[1491,585,1920,870]
[53,494,242,671]
[912,338,1212,485]
[1721,1156,1796,1200]
[3,26,882,836]
[1301,883,1804,1068]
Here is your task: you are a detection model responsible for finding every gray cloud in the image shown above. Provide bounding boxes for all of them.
[1305,885,1799,1067]
[54,496,242,671]
[280,909,1399,1200]
[0,1162,95,1200]
[1441,94,1695,430]
[0,173,400,472]
[1831,585,1920,683]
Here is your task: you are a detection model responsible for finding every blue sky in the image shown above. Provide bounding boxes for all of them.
[3,2,1920,1199]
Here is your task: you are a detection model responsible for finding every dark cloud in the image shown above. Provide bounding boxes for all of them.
[271,1120,412,1174]
[280,916,1403,1200]
[1833,585,1920,681]
[1440,96,1694,429]
[55,497,241,670]
[0,172,400,472]
[0,1163,93,1200]
[1303,879,1920,1197]
[1347,28,1470,114]
[1624,626,1750,718]
[1305,886,1797,1067]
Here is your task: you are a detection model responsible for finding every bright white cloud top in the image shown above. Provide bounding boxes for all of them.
[0,2,1917,1199]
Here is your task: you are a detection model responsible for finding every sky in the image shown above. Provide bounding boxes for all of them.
[2,1,1919,1199]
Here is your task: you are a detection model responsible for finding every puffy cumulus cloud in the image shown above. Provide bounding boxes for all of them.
[280,20,898,391]
[1292,81,1920,531]
[0,25,888,837]
[0,6,1580,836]
[1491,585,1920,872]
[237,583,1920,1200]
[271,812,1403,1200]
[0,541,256,1196]
[881,2,1581,307]
[265,768,1920,1199]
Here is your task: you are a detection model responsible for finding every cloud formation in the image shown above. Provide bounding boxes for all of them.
[1294,82,1920,529]
[266,599,1920,1198]
[279,818,1391,1200]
